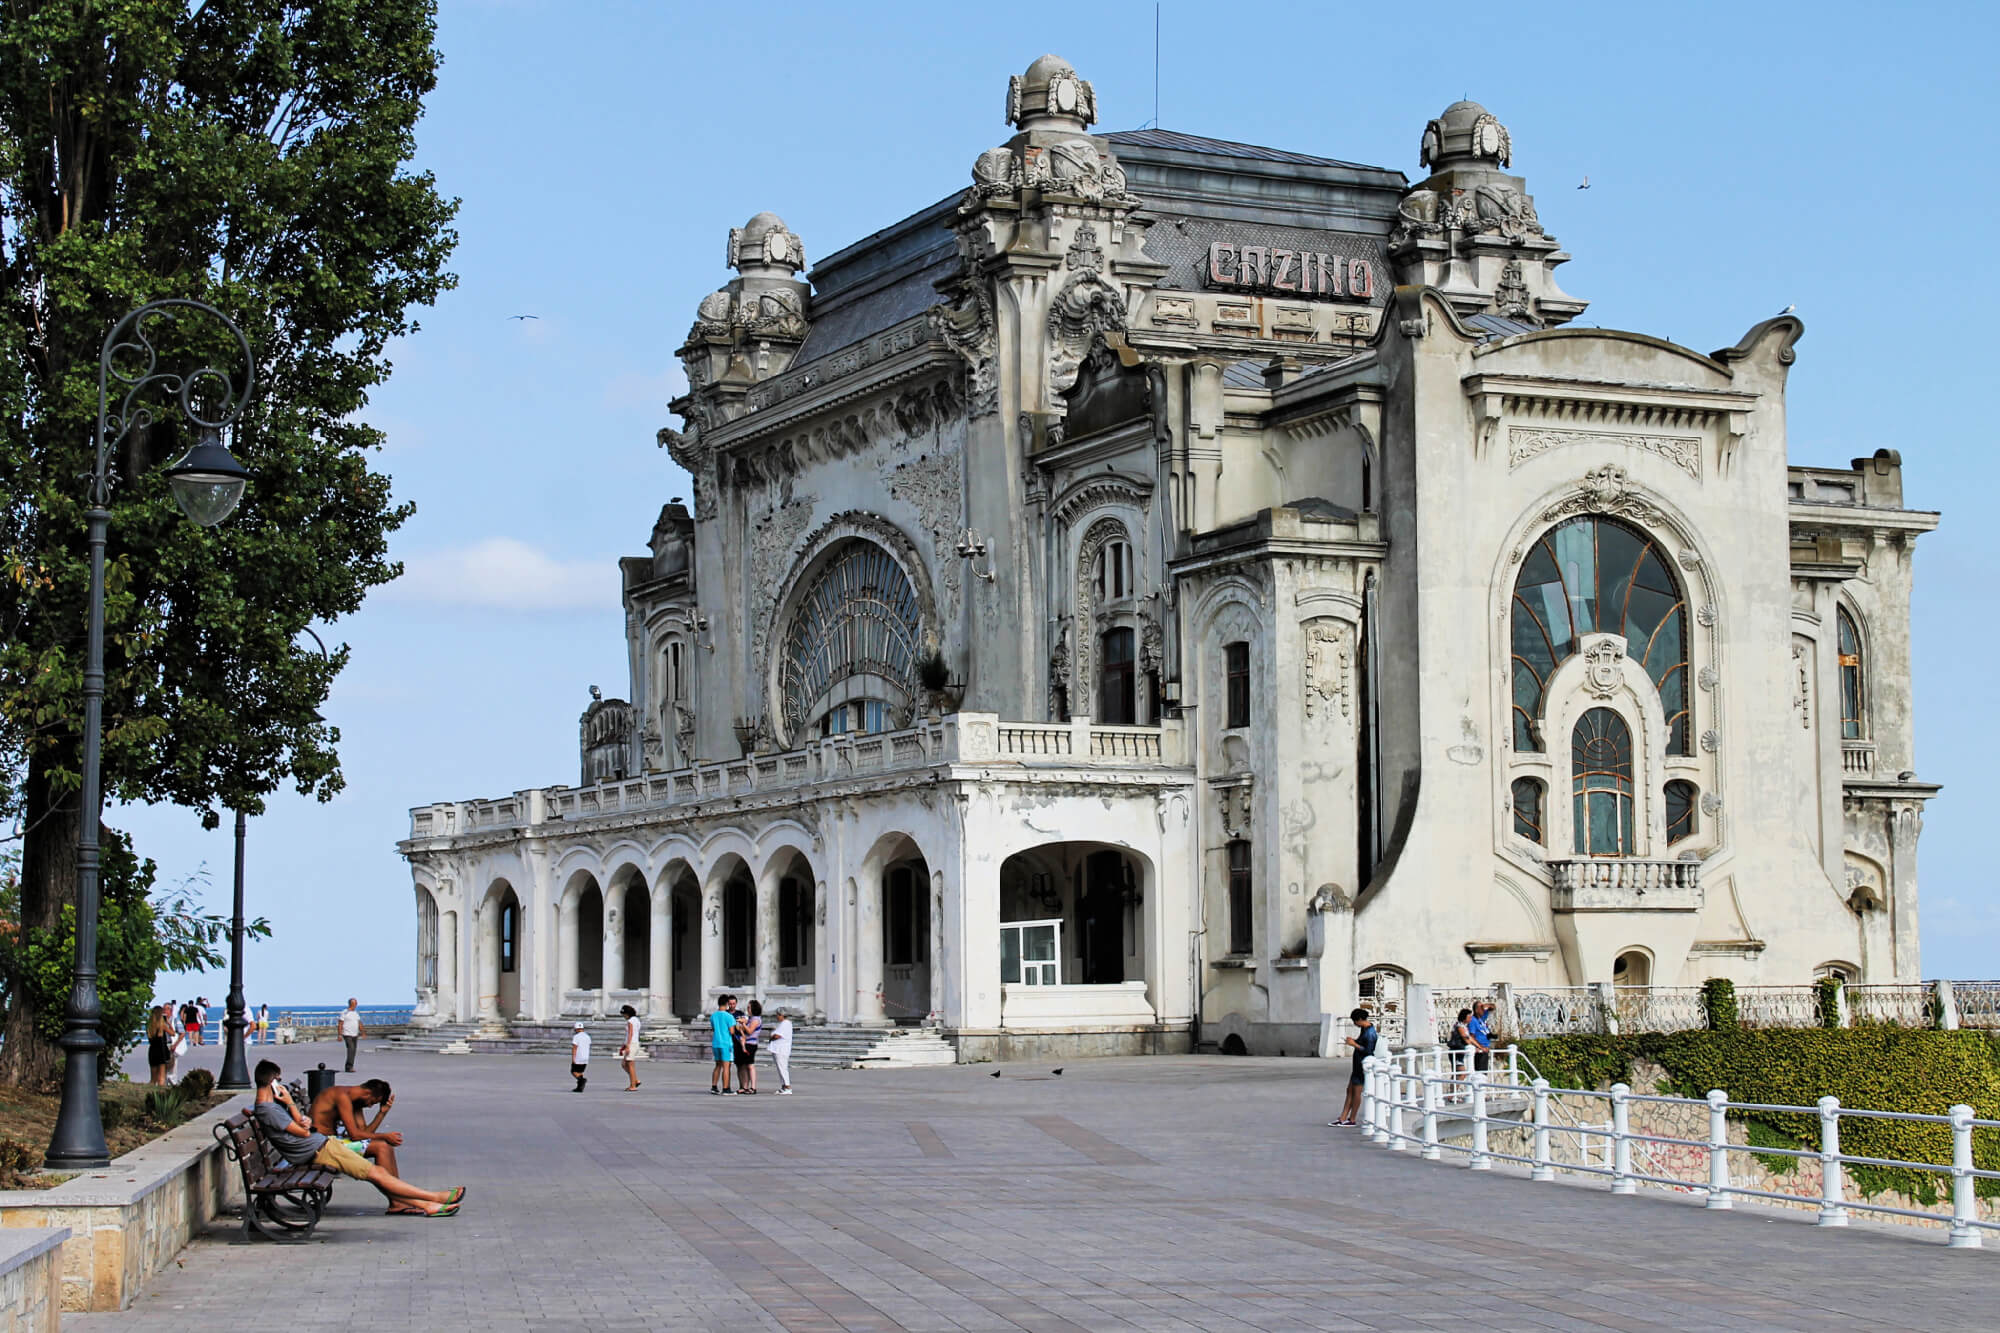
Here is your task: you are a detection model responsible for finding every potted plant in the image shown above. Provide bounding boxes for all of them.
[915,650,956,718]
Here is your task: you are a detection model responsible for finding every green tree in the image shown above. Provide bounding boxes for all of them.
[0,0,457,1082]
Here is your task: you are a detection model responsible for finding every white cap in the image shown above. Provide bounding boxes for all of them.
[573,1022,585,1030]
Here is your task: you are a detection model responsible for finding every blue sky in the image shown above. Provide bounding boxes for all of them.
[122,0,1999,1004]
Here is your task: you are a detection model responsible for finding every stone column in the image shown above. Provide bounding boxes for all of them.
[854,872,888,1026]
[478,904,502,1023]
[699,879,725,1011]
[557,892,579,1008]
[755,866,780,1003]
[439,911,459,1022]
[813,877,830,1022]
[648,888,671,1019]
[603,890,625,1012]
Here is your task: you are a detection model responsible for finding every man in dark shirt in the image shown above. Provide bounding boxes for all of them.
[253,1061,463,1217]
[1331,1008,1378,1127]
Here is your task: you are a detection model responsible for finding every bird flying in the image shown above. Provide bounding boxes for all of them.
[1578,175,1590,189]
[507,314,540,321]
[1778,304,1795,315]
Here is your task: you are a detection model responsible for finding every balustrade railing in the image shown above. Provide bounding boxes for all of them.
[1613,985,1707,1033]
[406,712,1190,838]
[1845,984,1931,1027]
[1361,1046,1999,1249]
[1953,983,2000,1030]
[1735,986,1822,1029]
[1841,740,1877,777]
[1513,987,1609,1037]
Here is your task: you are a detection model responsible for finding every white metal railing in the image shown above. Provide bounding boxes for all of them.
[1513,987,1609,1037]
[1954,983,2000,1030]
[406,713,1190,839]
[1613,985,1707,1033]
[1736,986,1821,1028]
[1360,1047,1999,1249]
[1846,984,1931,1027]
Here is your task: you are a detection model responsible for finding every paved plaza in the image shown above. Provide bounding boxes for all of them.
[81,1039,1994,1332]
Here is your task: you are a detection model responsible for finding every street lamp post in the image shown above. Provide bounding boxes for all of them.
[215,626,326,1093]
[45,300,254,1169]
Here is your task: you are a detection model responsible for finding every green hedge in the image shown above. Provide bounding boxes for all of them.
[1516,1028,2000,1204]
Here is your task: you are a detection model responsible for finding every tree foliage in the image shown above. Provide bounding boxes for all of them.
[0,0,457,1081]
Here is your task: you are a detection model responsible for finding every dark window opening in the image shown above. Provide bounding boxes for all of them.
[499,902,517,973]
[1227,840,1253,955]
[723,879,753,972]
[884,865,928,966]
[778,876,810,970]
[1224,641,1250,729]
[1511,778,1545,845]
[1665,779,1698,843]
[1098,628,1136,724]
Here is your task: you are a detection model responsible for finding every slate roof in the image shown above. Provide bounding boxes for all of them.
[1104,128,1384,173]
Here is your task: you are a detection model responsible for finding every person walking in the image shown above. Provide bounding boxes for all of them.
[256,1003,270,1045]
[569,1022,591,1092]
[708,995,738,1095]
[146,1005,174,1085]
[766,1008,794,1095]
[180,999,200,1049]
[618,1004,642,1092]
[339,997,364,1072]
[735,1000,764,1095]
[191,997,207,1046]
[1330,1008,1377,1127]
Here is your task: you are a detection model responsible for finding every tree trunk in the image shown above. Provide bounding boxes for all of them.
[0,751,77,1087]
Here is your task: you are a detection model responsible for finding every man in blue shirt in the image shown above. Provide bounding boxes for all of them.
[1466,1003,1493,1073]
[709,995,741,1095]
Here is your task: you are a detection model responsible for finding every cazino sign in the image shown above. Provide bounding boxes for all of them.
[1206,242,1376,302]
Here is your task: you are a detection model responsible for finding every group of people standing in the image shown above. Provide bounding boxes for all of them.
[144,999,275,1083]
[708,996,792,1096]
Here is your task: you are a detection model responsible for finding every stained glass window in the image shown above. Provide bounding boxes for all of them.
[779,541,923,735]
[1512,517,1688,754]
[1665,779,1697,843]
[1572,708,1635,856]
[1837,608,1865,740]
[1511,777,1545,844]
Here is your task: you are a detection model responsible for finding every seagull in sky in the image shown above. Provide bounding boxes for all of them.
[507,314,540,321]
[1778,304,1796,315]
[1577,175,1590,189]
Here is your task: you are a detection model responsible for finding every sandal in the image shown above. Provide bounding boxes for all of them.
[443,1187,466,1205]
[422,1203,459,1218]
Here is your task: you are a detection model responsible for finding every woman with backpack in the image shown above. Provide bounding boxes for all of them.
[1448,1008,1474,1079]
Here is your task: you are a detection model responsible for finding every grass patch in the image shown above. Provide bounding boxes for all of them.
[0,1078,234,1188]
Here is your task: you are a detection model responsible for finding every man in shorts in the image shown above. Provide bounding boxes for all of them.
[253,1061,462,1217]
[708,995,739,1095]
[569,1022,590,1092]
[310,1079,407,1179]
[1331,1008,1377,1127]
[338,998,364,1072]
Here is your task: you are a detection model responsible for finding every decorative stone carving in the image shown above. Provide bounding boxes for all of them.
[1070,514,1133,706]
[1582,635,1625,699]
[1541,464,1665,527]
[1302,618,1353,720]
[1049,622,1071,718]
[1025,138,1131,204]
[1696,604,1717,627]
[1508,428,1701,479]
[1047,225,1127,399]
[1792,642,1811,730]
[1495,258,1532,318]
[1391,189,1442,247]
[1216,778,1254,838]
[932,268,998,417]
[1698,666,1718,693]
[883,444,964,603]
[1139,613,1164,677]
[1701,792,1723,817]
[1007,55,1097,129]
[1470,183,1542,241]
[1700,729,1720,753]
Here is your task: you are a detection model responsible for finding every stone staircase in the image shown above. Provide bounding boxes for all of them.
[381,1021,957,1068]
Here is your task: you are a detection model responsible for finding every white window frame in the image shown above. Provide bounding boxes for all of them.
[1000,918,1064,986]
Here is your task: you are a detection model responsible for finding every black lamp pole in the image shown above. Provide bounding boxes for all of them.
[45,300,254,1169]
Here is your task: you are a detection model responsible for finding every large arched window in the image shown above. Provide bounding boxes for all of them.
[1837,608,1866,740]
[1512,517,1688,754]
[779,540,923,736]
[1572,708,1635,856]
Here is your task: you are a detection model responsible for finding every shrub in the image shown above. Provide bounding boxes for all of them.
[1517,1027,2000,1202]
[915,650,951,692]
[142,1087,190,1127]
[0,1138,34,1186]
[100,1100,127,1132]
[1702,977,1738,1031]
[1815,976,1843,1029]
[178,1068,216,1100]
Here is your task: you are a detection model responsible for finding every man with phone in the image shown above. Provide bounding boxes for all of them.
[253,1061,463,1218]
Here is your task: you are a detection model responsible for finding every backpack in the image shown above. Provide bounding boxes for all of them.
[1448,1025,1468,1051]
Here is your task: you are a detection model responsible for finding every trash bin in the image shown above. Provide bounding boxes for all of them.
[305,1062,337,1104]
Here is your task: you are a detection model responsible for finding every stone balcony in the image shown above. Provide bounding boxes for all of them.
[406,712,1190,841]
[1547,857,1702,912]
[1841,740,1876,777]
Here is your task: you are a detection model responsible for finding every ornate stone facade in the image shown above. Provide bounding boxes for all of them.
[400,57,1938,1060]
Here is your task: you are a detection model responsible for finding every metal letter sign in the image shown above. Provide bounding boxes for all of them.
[1206,242,1376,303]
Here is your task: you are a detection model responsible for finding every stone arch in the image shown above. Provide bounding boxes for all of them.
[857,832,936,1025]
[660,857,703,1019]
[759,844,819,994]
[764,511,940,746]
[999,840,1154,990]
[607,862,651,992]
[1611,946,1654,987]
[705,852,757,990]
[478,879,522,1022]
[558,869,604,1000]
[1356,963,1410,1046]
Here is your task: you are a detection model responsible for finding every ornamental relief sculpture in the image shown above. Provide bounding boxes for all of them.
[1069,515,1132,708]
[1581,635,1625,699]
[1047,224,1128,402]
[1508,427,1701,479]
[746,500,819,670]
[1302,618,1353,720]
[884,443,964,604]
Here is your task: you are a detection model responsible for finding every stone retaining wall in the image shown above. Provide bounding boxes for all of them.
[0,1228,68,1331]
[0,1100,243,1312]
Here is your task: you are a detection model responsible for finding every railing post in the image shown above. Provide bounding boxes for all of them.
[1367,1057,1390,1145]
[1610,1083,1635,1194]
[1531,1078,1554,1181]
[1469,1072,1491,1171]
[1705,1089,1732,1210]
[1593,981,1620,1037]
[1816,1096,1847,1226]
[1949,1104,1981,1249]
[1421,1072,1441,1160]
[1358,1054,1375,1135]
[1504,1042,1520,1089]
[1496,981,1519,1045]
[1388,1063,1409,1152]
[1937,979,1960,1032]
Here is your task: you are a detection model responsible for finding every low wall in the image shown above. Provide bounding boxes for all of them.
[999,981,1155,1030]
[954,1026,1191,1063]
[0,1099,243,1312]
[0,1228,68,1331]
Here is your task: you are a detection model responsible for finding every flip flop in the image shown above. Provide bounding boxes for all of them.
[443,1187,466,1205]
[385,1204,426,1215]
[422,1203,459,1218]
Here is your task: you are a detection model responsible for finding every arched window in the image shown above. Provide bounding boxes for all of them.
[499,901,517,974]
[1837,608,1866,740]
[1664,779,1697,843]
[779,540,923,736]
[1513,517,1688,754]
[1093,539,1132,601]
[1511,777,1545,844]
[1572,708,1635,856]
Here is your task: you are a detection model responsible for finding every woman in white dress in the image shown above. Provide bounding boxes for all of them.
[618,1004,642,1091]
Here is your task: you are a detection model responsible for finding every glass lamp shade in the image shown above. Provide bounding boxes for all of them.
[162,429,250,527]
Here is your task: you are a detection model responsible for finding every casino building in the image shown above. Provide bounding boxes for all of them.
[399,55,1939,1056]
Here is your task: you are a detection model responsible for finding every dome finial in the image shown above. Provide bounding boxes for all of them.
[1007,54,1096,131]
[1420,99,1510,171]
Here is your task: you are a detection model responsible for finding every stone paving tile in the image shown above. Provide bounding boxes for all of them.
[68,1039,1998,1332]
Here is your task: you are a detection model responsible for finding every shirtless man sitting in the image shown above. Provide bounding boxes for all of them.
[311,1079,406,1179]
[253,1061,463,1218]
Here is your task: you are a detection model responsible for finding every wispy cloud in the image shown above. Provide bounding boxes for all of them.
[389,538,611,612]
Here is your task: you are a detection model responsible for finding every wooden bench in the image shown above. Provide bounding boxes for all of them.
[212,1109,336,1242]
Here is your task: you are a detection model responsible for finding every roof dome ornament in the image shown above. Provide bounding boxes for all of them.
[1007,54,1096,132]
[1419,99,1511,171]
[728,211,806,277]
